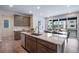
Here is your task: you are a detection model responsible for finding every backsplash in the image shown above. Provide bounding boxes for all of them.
[14,26,30,31]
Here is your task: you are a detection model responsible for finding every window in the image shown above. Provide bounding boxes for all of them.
[70,25,75,27]
[70,21,74,23]
[4,20,9,28]
[47,20,53,30]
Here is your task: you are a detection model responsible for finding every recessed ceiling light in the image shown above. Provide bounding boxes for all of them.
[37,6,40,10]
[9,5,13,7]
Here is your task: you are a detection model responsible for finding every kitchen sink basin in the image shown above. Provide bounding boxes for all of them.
[31,33,42,36]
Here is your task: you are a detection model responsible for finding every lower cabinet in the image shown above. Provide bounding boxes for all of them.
[37,43,56,53]
[37,38,57,53]
[14,31,21,40]
[25,35,37,53]
[25,34,57,53]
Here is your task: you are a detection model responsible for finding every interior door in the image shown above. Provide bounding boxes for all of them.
[2,15,14,40]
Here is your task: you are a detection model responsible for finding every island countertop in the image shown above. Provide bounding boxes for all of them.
[21,32,67,45]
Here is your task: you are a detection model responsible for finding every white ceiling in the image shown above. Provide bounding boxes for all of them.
[0,5,79,17]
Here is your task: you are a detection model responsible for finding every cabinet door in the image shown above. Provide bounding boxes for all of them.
[14,15,23,26]
[25,35,37,53]
[37,39,57,51]
[14,31,20,40]
[23,16,30,26]
[37,43,56,53]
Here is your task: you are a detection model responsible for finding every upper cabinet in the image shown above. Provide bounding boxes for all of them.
[14,15,23,26]
[23,16,30,26]
[14,15,32,27]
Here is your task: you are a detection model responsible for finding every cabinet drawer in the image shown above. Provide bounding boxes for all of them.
[25,35,37,53]
[37,39,57,51]
[37,43,57,53]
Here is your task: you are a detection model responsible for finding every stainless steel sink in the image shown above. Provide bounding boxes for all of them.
[31,33,42,36]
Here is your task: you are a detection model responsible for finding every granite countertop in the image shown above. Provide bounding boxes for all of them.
[21,32,67,45]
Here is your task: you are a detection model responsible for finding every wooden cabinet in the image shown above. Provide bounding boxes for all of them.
[24,34,57,53]
[23,16,30,26]
[14,31,21,40]
[25,35,37,53]
[14,15,30,26]
[37,39,57,53]
[37,39,57,51]
[37,42,56,53]
[14,15,23,26]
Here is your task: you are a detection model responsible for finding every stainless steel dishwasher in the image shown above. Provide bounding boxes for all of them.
[21,33,26,48]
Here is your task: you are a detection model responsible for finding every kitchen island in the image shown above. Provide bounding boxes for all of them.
[21,32,67,53]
